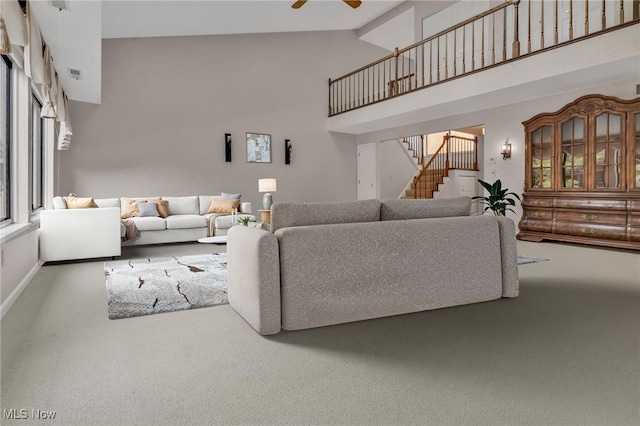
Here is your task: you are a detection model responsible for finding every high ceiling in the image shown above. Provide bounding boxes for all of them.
[31,0,406,104]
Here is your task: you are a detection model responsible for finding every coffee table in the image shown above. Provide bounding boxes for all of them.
[198,236,227,244]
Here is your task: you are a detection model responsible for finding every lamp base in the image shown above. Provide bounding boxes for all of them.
[262,193,272,210]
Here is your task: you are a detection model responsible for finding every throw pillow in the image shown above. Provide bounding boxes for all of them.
[207,199,240,214]
[143,199,169,218]
[120,199,139,219]
[221,192,242,200]
[63,193,98,209]
[138,202,160,217]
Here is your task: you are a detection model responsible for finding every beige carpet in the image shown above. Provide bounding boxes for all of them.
[1,241,639,426]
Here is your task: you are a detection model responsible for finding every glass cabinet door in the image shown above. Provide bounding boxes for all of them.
[531,125,552,189]
[594,112,622,189]
[561,117,585,189]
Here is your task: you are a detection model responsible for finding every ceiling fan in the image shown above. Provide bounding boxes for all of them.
[292,1,362,9]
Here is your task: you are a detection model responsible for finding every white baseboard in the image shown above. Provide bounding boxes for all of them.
[0,261,43,320]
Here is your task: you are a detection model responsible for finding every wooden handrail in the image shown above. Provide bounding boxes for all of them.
[410,134,478,199]
[329,0,640,117]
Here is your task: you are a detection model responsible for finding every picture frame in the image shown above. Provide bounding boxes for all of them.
[246,133,271,163]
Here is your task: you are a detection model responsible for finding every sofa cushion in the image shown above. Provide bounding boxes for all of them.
[207,199,241,214]
[380,197,471,221]
[162,196,199,215]
[138,202,160,217]
[221,192,242,199]
[199,196,221,215]
[143,199,169,218]
[52,196,67,209]
[129,217,167,231]
[270,199,381,233]
[166,214,207,230]
[64,194,98,209]
[94,198,120,208]
[120,199,139,219]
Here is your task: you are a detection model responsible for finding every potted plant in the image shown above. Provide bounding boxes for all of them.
[236,216,256,226]
[472,179,521,216]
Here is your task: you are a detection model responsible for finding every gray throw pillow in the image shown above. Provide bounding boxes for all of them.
[138,202,160,217]
[221,192,241,199]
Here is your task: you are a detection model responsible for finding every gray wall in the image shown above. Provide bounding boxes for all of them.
[60,30,389,210]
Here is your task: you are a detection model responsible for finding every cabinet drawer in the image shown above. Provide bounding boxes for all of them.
[554,222,627,241]
[630,214,640,227]
[630,227,640,242]
[522,197,553,208]
[554,210,627,225]
[630,200,640,212]
[523,208,552,220]
[554,198,627,210]
[520,218,553,233]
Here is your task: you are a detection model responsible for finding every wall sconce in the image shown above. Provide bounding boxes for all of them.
[225,133,232,162]
[501,141,512,160]
[285,139,292,165]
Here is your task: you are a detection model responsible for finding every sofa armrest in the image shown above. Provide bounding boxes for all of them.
[495,216,519,297]
[39,207,122,262]
[227,226,281,335]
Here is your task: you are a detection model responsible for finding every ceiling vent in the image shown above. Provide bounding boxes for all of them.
[48,0,70,11]
[67,68,82,80]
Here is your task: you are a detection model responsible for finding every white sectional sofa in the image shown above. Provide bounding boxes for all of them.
[39,195,253,262]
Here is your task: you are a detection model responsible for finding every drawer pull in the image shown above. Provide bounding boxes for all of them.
[580,228,596,234]
[581,214,598,221]
[534,212,546,218]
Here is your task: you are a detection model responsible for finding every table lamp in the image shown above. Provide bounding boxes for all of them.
[258,178,277,210]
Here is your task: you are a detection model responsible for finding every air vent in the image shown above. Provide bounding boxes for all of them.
[67,68,82,80]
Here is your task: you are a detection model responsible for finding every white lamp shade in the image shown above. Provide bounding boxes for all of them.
[258,178,277,193]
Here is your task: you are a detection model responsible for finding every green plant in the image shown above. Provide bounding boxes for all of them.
[236,216,256,226]
[472,179,521,216]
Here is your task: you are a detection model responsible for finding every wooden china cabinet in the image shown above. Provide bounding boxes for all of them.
[518,94,640,250]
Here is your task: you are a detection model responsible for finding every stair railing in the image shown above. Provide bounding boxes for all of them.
[411,135,478,199]
[329,0,640,116]
[402,135,425,165]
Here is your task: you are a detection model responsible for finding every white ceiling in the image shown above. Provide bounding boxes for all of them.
[31,0,407,104]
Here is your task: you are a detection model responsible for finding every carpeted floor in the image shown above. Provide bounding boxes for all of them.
[1,241,639,425]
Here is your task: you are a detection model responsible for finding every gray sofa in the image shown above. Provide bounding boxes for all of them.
[226,197,519,335]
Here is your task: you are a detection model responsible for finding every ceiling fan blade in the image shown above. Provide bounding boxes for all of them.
[291,0,308,9]
[343,0,362,8]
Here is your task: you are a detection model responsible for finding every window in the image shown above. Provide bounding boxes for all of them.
[31,92,43,211]
[1,55,11,224]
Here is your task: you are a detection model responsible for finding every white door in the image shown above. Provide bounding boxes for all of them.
[357,143,377,200]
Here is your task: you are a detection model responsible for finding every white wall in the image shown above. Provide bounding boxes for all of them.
[0,228,39,311]
[378,138,419,199]
[357,77,639,225]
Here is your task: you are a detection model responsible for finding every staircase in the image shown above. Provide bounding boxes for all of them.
[402,135,478,199]
[403,168,447,199]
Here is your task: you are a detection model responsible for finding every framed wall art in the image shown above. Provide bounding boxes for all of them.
[246,133,271,163]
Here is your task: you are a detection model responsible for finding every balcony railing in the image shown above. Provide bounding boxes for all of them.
[328,0,640,117]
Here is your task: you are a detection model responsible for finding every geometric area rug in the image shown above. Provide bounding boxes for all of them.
[517,255,549,265]
[104,253,228,320]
